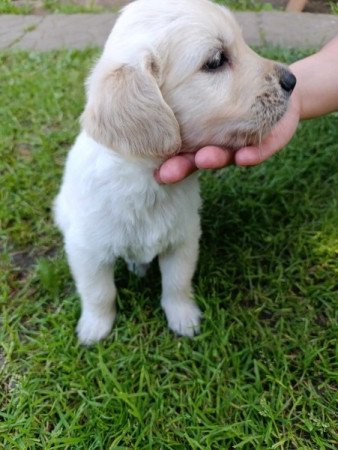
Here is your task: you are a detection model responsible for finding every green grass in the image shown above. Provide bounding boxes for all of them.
[1,48,337,449]
[330,1,338,14]
[42,0,108,14]
[214,0,274,11]
[0,0,276,15]
[0,0,106,14]
[1,0,337,15]
[216,0,338,14]
[0,0,32,14]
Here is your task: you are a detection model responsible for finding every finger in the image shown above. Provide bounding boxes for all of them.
[234,123,296,166]
[234,144,274,166]
[195,146,233,169]
[235,100,300,166]
[155,154,197,184]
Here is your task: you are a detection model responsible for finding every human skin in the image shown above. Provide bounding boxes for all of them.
[155,36,338,184]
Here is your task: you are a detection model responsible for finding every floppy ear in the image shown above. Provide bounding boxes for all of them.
[81,53,181,160]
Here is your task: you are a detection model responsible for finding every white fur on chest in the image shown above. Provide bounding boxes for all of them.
[55,132,201,264]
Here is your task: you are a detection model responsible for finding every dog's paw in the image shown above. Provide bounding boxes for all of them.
[76,310,116,345]
[162,299,202,337]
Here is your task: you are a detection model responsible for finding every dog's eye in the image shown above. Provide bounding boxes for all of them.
[202,51,228,72]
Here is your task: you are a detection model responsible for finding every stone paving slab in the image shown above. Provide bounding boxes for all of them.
[235,12,261,46]
[259,11,338,48]
[0,15,43,50]
[1,11,338,51]
[12,13,117,51]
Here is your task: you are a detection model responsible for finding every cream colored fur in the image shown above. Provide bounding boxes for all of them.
[54,0,294,344]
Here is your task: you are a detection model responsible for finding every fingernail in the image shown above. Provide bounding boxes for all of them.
[154,169,164,184]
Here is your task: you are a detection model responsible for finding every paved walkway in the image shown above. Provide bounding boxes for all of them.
[1,10,338,51]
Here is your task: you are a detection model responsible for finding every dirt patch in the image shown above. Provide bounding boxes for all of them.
[11,250,37,271]
[7,245,58,282]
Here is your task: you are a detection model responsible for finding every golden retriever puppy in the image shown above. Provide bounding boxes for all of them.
[54,0,296,344]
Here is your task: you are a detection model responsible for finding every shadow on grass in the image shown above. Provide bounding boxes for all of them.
[198,118,337,296]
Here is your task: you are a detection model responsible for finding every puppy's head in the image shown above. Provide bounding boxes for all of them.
[81,0,296,159]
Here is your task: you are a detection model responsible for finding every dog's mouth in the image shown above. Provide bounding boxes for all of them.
[179,87,290,155]
[219,94,289,150]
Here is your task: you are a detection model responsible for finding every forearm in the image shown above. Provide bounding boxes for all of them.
[290,36,338,120]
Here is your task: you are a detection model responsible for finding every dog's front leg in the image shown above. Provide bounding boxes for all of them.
[66,245,116,345]
[159,234,201,337]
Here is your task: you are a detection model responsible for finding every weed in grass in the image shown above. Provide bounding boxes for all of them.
[214,0,275,11]
[329,1,338,14]
[0,48,337,449]
[0,0,33,14]
[43,0,105,14]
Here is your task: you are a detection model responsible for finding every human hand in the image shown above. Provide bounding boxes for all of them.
[154,146,234,184]
[234,89,301,166]
[155,88,301,184]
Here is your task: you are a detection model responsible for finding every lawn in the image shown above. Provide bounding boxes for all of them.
[1,0,275,14]
[0,0,273,15]
[0,48,337,449]
[1,0,337,15]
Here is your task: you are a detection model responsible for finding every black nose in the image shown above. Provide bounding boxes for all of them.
[279,70,297,93]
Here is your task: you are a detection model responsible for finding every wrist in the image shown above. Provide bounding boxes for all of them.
[291,83,302,121]
[289,64,303,120]
[289,37,338,119]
